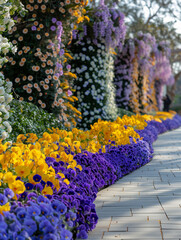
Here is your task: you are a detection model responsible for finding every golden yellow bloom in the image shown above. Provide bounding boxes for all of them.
[42,186,53,195]
[0,202,10,215]
[9,180,26,195]
[3,172,17,184]
[63,179,70,185]
[15,166,31,178]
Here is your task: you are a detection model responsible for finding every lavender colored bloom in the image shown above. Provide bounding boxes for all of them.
[67,90,72,97]
[4,188,14,199]
[0,194,8,206]
[66,64,71,70]
[56,21,62,26]
[50,25,56,31]
[31,26,37,31]
[59,49,65,56]
[51,18,57,23]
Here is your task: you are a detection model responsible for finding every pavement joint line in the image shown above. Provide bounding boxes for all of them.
[159,220,164,240]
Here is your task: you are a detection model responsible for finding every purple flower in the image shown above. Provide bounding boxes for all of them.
[31,26,37,31]
[67,90,72,97]
[27,205,41,217]
[60,229,72,240]
[23,219,37,236]
[4,188,14,199]
[51,18,57,23]
[56,21,62,26]
[50,26,56,31]
[17,209,27,220]
[0,194,8,206]
[20,191,28,200]
[33,174,42,182]
[59,49,64,56]
[77,230,88,239]
[44,233,57,240]
[66,64,71,70]
[39,203,50,216]
[25,183,34,191]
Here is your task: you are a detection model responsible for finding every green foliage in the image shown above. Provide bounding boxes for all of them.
[7,99,61,142]
[117,108,135,118]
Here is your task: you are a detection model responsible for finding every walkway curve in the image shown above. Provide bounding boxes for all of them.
[87,127,181,240]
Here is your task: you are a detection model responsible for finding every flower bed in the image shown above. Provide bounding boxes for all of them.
[0,111,181,239]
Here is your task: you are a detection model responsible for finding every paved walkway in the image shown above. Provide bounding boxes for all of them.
[88,127,181,240]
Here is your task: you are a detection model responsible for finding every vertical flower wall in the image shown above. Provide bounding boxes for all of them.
[114,32,174,114]
[114,39,135,111]
[70,3,126,129]
[153,41,174,110]
[0,0,25,140]
[3,0,89,129]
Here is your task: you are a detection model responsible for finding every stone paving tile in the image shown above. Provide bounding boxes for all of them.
[109,218,160,231]
[103,228,163,239]
[162,230,181,238]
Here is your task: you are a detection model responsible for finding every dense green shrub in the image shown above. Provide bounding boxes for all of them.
[7,99,61,142]
[117,108,135,118]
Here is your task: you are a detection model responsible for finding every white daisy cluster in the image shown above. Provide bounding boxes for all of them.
[71,40,118,129]
[0,0,25,140]
[0,72,12,139]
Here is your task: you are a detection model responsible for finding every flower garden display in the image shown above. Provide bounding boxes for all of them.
[0,1,179,239]
[0,0,26,140]
[70,3,126,129]
[3,0,89,129]
[0,111,181,239]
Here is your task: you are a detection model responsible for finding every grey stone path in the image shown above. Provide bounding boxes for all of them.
[88,127,181,240]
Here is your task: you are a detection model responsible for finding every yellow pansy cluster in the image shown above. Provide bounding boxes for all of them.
[0,111,176,200]
[0,132,84,199]
[49,114,149,154]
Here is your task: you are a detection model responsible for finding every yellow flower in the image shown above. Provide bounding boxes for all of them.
[63,179,70,185]
[84,16,90,22]
[3,172,17,184]
[76,165,82,171]
[9,180,26,195]
[42,186,53,195]
[0,202,10,215]
[15,166,31,178]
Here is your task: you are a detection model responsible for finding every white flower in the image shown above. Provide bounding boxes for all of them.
[11,46,17,54]
[6,81,12,89]
[0,25,6,32]
[0,86,5,95]
[5,93,12,103]
[0,96,5,102]
[2,47,9,55]
[8,19,14,30]
[2,131,8,140]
